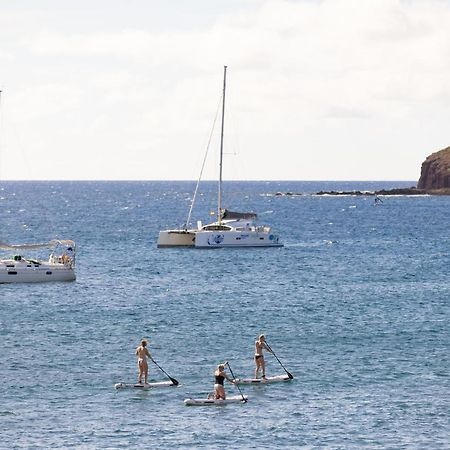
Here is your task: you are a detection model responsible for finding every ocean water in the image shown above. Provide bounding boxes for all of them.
[0,180,449,449]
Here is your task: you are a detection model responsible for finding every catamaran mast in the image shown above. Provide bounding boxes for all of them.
[218,65,227,224]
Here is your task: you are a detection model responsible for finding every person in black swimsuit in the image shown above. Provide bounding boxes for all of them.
[254,334,272,379]
[213,364,235,400]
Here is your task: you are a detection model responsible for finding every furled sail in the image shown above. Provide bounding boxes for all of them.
[0,239,75,251]
[221,209,257,220]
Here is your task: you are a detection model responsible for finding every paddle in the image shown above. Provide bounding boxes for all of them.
[265,342,294,379]
[151,358,179,386]
[225,361,247,403]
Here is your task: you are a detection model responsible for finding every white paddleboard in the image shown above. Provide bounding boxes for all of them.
[233,374,292,385]
[115,381,176,389]
[184,395,248,406]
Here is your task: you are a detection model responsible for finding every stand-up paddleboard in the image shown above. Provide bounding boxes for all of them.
[233,374,292,385]
[184,395,248,406]
[115,381,176,389]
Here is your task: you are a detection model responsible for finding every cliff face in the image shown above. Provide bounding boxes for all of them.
[417,147,450,190]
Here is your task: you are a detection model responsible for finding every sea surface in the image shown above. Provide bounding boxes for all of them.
[0,180,449,449]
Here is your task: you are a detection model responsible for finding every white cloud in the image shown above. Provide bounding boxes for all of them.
[1,0,450,180]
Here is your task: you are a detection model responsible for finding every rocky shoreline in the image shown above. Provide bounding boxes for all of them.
[316,187,450,196]
[315,187,425,196]
[274,187,450,196]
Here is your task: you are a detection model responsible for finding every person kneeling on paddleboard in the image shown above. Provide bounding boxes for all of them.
[254,334,273,379]
[213,363,235,400]
[135,339,152,385]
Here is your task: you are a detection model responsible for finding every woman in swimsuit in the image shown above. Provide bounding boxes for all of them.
[214,363,235,400]
[135,339,152,384]
[254,334,272,379]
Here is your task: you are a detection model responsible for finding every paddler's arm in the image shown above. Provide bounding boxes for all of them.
[223,370,235,384]
[263,343,273,354]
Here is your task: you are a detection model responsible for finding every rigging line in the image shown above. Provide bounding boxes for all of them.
[184,93,222,229]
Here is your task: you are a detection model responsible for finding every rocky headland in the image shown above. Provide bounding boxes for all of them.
[417,146,450,192]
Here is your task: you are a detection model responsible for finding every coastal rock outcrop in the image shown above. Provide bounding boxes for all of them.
[417,146,450,190]
[315,187,426,196]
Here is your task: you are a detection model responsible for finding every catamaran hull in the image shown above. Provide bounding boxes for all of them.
[194,231,283,248]
[0,264,75,283]
[157,230,196,248]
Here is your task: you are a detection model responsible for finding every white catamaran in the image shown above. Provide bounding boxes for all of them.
[157,66,283,248]
[0,239,76,283]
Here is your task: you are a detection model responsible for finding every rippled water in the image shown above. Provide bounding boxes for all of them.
[1,181,449,449]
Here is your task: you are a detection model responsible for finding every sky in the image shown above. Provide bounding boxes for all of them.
[1,0,450,181]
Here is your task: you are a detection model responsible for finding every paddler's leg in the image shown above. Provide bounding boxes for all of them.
[137,358,144,384]
[261,357,266,378]
[255,355,263,378]
[215,384,226,400]
[143,360,149,384]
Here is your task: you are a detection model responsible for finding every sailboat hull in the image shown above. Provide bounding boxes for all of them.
[0,260,76,283]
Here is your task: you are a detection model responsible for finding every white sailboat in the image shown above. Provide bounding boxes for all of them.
[157,66,283,248]
[0,91,77,283]
[0,239,76,283]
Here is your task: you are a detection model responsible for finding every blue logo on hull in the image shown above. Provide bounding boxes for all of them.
[208,234,224,245]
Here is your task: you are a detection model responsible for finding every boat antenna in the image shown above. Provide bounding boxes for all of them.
[184,94,222,230]
[218,65,227,225]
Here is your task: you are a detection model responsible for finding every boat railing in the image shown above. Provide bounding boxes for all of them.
[49,252,75,268]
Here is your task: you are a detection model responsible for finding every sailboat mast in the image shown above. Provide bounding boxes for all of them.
[218,65,227,224]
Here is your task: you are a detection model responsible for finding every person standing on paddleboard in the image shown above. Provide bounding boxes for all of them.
[214,363,235,400]
[254,335,273,379]
[135,339,152,384]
